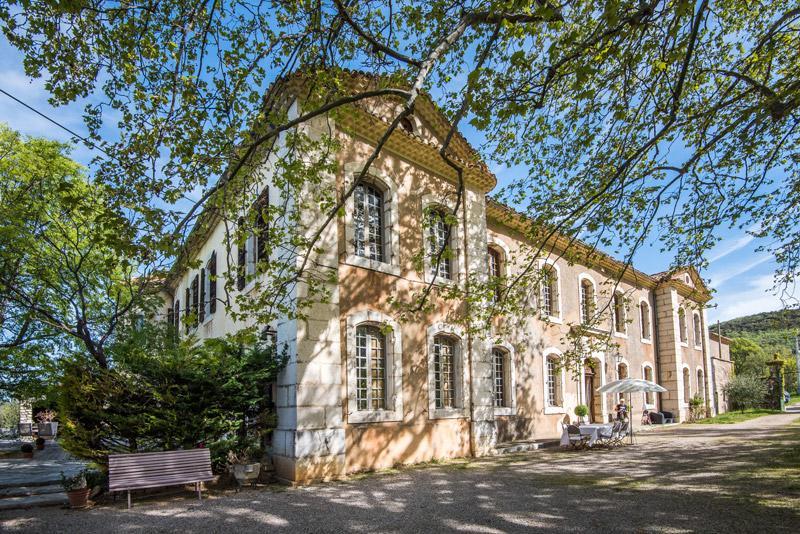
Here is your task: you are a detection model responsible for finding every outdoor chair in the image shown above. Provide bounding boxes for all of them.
[566,424,590,449]
[661,411,675,424]
[603,421,622,447]
[611,422,629,446]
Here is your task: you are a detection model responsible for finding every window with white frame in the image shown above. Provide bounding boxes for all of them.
[433,335,457,409]
[643,364,655,405]
[613,291,626,334]
[580,278,595,325]
[346,311,403,423]
[546,356,563,407]
[693,312,702,347]
[678,307,688,343]
[427,208,452,280]
[540,264,559,317]
[640,300,652,340]
[493,348,508,408]
[353,182,385,262]
[682,366,691,401]
[355,325,387,410]
[488,246,504,301]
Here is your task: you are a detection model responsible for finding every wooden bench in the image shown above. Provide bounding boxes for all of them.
[109,449,215,509]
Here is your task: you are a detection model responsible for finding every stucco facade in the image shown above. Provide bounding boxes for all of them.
[163,76,726,484]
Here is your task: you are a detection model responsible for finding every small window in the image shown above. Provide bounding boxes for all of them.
[643,365,655,405]
[493,348,507,408]
[617,362,628,379]
[354,183,385,262]
[580,278,595,325]
[540,265,559,317]
[355,325,387,411]
[613,292,626,334]
[546,356,562,407]
[427,209,452,280]
[433,335,457,409]
[399,116,414,133]
[678,308,688,343]
[640,301,652,340]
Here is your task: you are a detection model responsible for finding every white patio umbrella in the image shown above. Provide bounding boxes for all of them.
[597,378,667,444]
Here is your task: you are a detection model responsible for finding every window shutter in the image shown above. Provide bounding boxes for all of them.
[199,269,206,323]
[209,251,217,314]
[191,275,199,324]
[173,300,180,333]
[184,287,190,333]
[237,217,246,290]
[167,307,174,329]
[256,187,269,264]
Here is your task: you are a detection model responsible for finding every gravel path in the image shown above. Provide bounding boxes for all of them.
[2,411,799,533]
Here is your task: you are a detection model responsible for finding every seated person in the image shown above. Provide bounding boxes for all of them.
[614,398,628,421]
[641,409,651,425]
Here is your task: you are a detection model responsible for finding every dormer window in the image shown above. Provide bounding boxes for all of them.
[399,116,415,134]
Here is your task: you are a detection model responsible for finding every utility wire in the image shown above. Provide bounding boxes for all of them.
[0,86,113,160]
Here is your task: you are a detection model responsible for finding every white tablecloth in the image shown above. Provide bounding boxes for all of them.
[560,423,614,447]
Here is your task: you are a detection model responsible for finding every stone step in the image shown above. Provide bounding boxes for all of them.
[0,484,63,498]
[0,492,67,511]
[495,439,560,455]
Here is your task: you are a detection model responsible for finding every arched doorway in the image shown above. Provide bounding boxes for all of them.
[583,358,602,422]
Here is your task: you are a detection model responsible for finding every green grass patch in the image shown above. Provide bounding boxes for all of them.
[693,408,783,424]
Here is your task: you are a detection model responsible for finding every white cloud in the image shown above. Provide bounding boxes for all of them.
[709,273,784,322]
[709,254,772,288]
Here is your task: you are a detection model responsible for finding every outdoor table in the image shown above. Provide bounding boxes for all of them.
[560,423,614,447]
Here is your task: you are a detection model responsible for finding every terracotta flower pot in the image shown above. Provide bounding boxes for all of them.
[67,487,91,508]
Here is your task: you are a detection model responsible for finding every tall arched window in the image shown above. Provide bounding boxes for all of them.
[643,364,655,405]
[693,312,702,347]
[540,265,559,317]
[488,246,503,301]
[678,307,688,343]
[355,325,387,410]
[640,301,652,340]
[492,348,508,408]
[683,366,691,401]
[427,208,452,280]
[697,369,705,400]
[546,356,563,407]
[353,182,385,262]
[617,362,628,379]
[433,335,458,409]
[613,292,626,334]
[580,278,595,325]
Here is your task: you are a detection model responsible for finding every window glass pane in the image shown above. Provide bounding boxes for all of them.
[493,349,505,407]
[428,210,451,279]
[354,183,384,262]
[434,335,456,408]
[356,325,386,411]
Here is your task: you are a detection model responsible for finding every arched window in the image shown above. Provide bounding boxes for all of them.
[427,208,452,280]
[540,264,559,317]
[693,312,702,347]
[355,325,387,410]
[683,366,691,401]
[546,356,563,407]
[580,278,595,325]
[617,362,628,379]
[433,334,458,409]
[353,182,385,262]
[493,348,509,408]
[697,368,705,400]
[613,292,626,334]
[640,301,652,340]
[678,307,688,343]
[643,364,655,405]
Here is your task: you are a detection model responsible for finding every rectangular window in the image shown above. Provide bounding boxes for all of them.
[433,336,456,409]
[493,349,506,408]
[428,210,452,280]
[184,287,190,333]
[237,217,246,290]
[207,251,217,316]
[190,275,199,326]
[255,188,269,264]
[354,183,385,262]
[355,325,387,410]
[199,268,206,323]
[546,358,561,406]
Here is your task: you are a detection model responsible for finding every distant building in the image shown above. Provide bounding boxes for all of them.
[709,332,733,413]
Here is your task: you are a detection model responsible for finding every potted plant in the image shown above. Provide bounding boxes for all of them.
[574,404,589,424]
[35,437,46,450]
[61,470,90,508]
[20,442,34,459]
[228,443,262,488]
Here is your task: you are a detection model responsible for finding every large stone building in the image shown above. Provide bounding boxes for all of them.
[163,73,727,484]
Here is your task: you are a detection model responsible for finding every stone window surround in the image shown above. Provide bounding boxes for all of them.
[639,298,653,344]
[543,347,567,414]
[681,364,691,407]
[427,323,470,420]
[577,272,598,326]
[346,310,404,424]
[641,362,656,409]
[492,341,517,417]
[612,289,628,339]
[421,194,465,287]
[342,163,402,277]
[538,258,563,323]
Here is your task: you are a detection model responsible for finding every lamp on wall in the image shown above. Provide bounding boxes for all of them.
[613,344,624,380]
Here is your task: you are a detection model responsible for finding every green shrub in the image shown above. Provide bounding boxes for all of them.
[56,324,286,472]
[724,375,768,412]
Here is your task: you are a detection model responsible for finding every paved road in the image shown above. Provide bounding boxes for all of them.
[2,411,799,533]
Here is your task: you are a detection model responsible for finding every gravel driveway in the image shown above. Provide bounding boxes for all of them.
[2,411,799,533]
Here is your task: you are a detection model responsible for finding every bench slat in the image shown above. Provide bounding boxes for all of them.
[108,449,215,499]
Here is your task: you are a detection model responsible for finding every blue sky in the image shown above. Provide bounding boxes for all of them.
[0,39,785,323]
